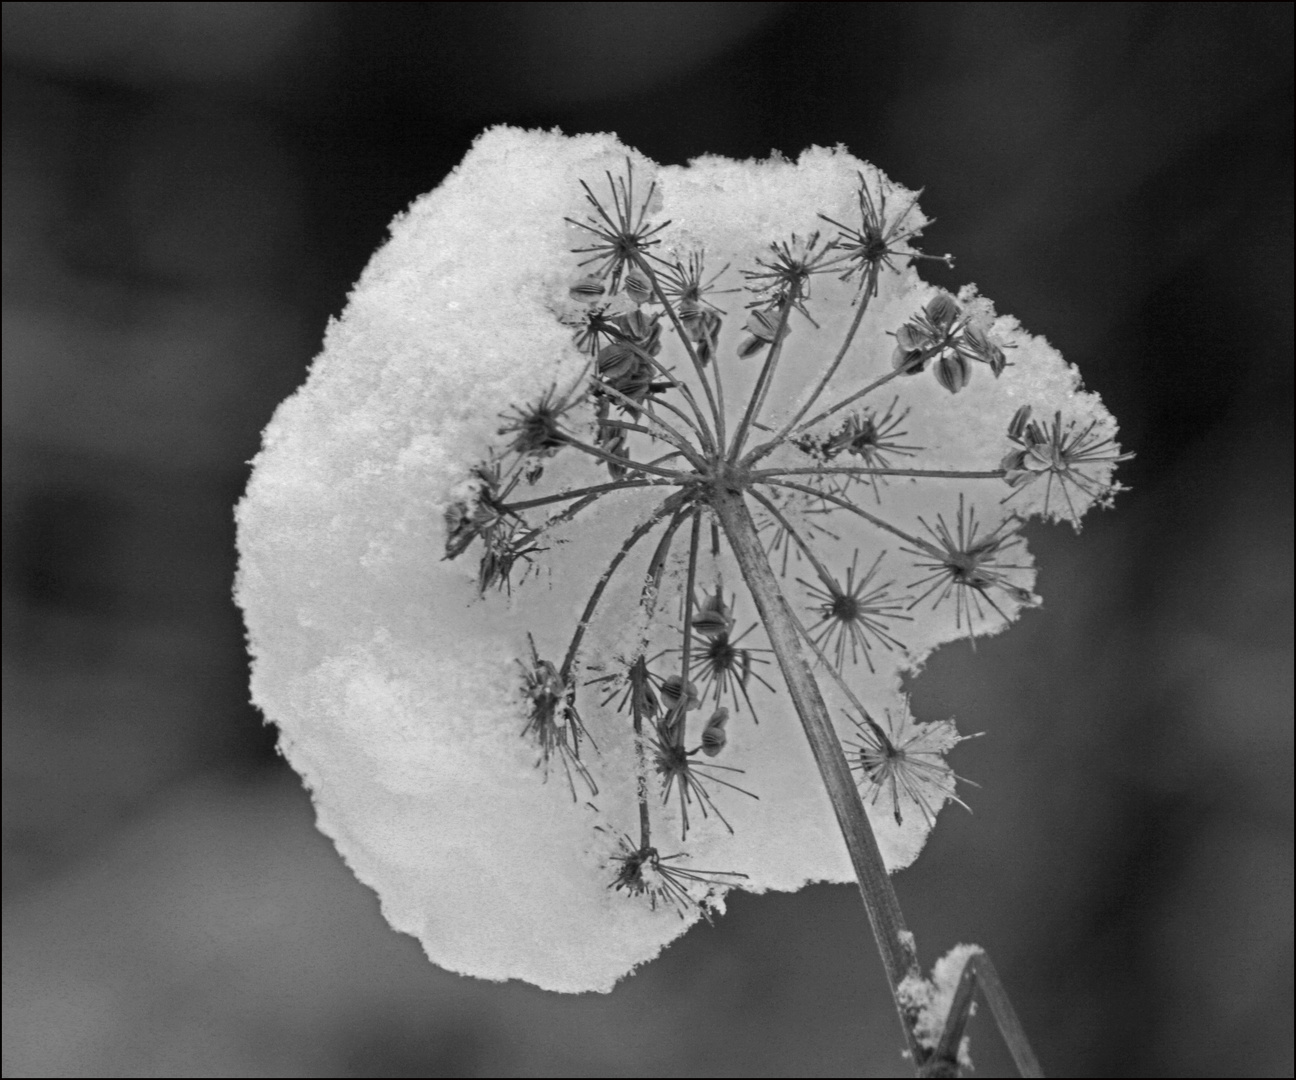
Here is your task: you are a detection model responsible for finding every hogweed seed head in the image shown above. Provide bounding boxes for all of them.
[904,495,1038,640]
[1001,405,1135,527]
[847,707,976,828]
[566,160,669,291]
[742,231,837,322]
[237,127,1127,992]
[800,549,912,674]
[819,172,954,298]
[606,830,748,921]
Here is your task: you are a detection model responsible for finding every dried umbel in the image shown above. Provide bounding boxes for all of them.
[236,127,1126,1033]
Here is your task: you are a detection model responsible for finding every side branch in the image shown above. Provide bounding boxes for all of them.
[729,292,796,462]
[502,479,665,515]
[633,254,724,451]
[748,487,836,587]
[764,479,928,549]
[774,338,958,456]
[752,467,1006,481]
[560,491,692,681]
[562,435,695,480]
[592,375,707,464]
[670,510,704,741]
[749,264,880,461]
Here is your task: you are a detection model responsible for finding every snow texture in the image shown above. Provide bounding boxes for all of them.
[900,942,982,1070]
[236,127,1125,991]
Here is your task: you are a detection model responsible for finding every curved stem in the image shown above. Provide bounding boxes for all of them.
[645,507,690,599]
[560,492,691,682]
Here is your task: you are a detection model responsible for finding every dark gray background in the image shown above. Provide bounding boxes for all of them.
[3,3,1291,1076]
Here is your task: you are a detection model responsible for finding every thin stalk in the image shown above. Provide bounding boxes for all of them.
[620,340,717,453]
[745,264,879,464]
[562,435,693,480]
[597,417,688,443]
[592,376,707,462]
[752,467,1006,482]
[633,254,726,451]
[728,293,797,462]
[748,486,837,588]
[501,479,665,515]
[641,392,714,453]
[787,368,901,441]
[669,510,704,745]
[765,479,929,550]
[633,686,652,848]
[644,507,690,598]
[632,504,690,847]
[709,485,924,1063]
[642,450,688,470]
[785,335,961,448]
[560,492,690,682]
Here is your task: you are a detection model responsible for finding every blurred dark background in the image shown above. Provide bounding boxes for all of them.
[2,3,1291,1076]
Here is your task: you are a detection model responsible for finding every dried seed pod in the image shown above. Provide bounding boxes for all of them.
[652,719,757,839]
[569,273,607,301]
[692,587,735,639]
[895,322,927,351]
[892,343,927,375]
[616,309,662,354]
[737,306,791,358]
[934,351,971,394]
[597,340,639,380]
[925,292,960,329]
[622,266,653,305]
[959,325,1007,376]
[744,306,786,342]
[700,707,730,757]
[660,674,701,713]
[1007,404,1033,442]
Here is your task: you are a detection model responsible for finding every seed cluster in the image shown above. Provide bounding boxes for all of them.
[438,160,1128,918]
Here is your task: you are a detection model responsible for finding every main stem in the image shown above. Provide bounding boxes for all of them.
[710,483,926,1066]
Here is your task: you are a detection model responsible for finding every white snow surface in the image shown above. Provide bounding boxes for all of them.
[236,127,1124,991]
